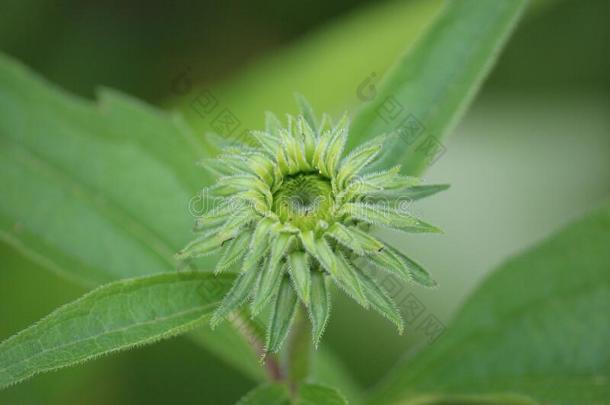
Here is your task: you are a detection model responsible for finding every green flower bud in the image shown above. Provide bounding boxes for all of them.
[178,96,447,353]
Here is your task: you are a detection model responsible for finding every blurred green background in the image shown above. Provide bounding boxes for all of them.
[1,0,609,403]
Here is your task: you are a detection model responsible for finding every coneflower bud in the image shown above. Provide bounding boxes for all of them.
[178,96,447,353]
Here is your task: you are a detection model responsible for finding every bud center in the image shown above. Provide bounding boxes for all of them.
[273,174,333,230]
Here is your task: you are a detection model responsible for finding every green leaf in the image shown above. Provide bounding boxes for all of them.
[0,53,363,393]
[366,205,610,405]
[349,0,527,175]
[297,383,348,405]
[0,54,215,286]
[237,383,291,405]
[0,272,233,390]
[266,276,299,354]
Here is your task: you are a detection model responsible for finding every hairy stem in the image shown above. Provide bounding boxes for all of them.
[229,309,283,381]
[284,304,312,393]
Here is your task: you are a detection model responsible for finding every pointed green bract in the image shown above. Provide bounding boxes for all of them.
[386,244,437,287]
[301,233,368,307]
[334,253,369,308]
[265,111,283,136]
[399,184,450,200]
[215,231,251,274]
[241,219,274,274]
[299,230,332,271]
[251,234,294,315]
[193,201,234,232]
[244,153,276,185]
[336,137,384,187]
[295,93,319,132]
[326,223,385,255]
[216,175,273,207]
[215,208,257,241]
[325,114,349,177]
[288,251,312,305]
[365,247,413,284]
[176,233,223,259]
[312,131,333,175]
[211,267,260,329]
[353,268,404,334]
[308,271,331,349]
[341,202,441,233]
[300,116,317,163]
[266,276,299,353]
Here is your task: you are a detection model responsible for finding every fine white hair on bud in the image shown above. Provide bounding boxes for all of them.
[178,95,448,353]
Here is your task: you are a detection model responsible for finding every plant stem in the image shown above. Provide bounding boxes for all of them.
[229,309,283,381]
[284,304,312,393]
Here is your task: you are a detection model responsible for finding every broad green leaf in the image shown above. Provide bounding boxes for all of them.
[237,383,290,405]
[366,205,610,405]
[297,383,348,405]
[0,54,362,394]
[0,272,233,390]
[0,53,209,286]
[0,54,273,382]
[349,0,528,175]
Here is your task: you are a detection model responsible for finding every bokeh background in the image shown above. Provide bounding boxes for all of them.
[1,0,609,403]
